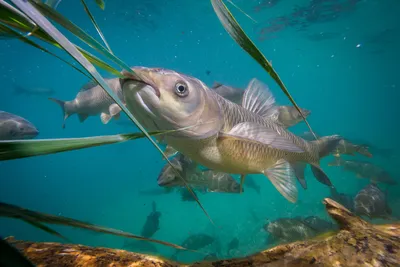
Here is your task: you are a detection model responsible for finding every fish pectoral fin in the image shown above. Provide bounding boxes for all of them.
[163,145,179,160]
[264,159,298,203]
[100,112,112,124]
[109,103,122,117]
[240,174,246,194]
[310,163,332,186]
[222,122,304,153]
[241,78,279,120]
[78,113,89,123]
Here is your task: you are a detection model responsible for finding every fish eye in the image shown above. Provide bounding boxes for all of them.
[175,82,188,97]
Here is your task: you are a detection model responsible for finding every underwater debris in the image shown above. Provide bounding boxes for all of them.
[5,198,399,266]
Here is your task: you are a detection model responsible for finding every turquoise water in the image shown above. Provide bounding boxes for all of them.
[0,0,399,263]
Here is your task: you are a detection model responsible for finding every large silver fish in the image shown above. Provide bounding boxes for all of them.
[121,67,341,203]
[0,111,39,140]
[158,153,241,193]
[49,78,124,128]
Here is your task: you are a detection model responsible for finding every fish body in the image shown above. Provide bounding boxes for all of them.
[140,201,161,238]
[332,139,372,158]
[0,111,39,140]
[265,217,317,244]
[180,234,214,250]
[302,216,338,232]
[158,153,241,193]
[354,184,392,219]
[328,158,396,185]
[121,67,341,203]
[49,78,124,128]
[302,132,372,158]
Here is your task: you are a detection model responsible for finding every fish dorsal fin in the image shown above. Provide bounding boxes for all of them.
[241,78,278,119]
[212,82,223,89]
[80,80,99,92]
[223,122,304,153]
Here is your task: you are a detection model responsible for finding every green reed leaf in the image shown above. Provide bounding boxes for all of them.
[80,0,112,53]
[0,202,190,251]
[95,0,105,10]
[30,0,133,74]
[211,0,317,139]
[0,132,159,161]
[0,1,123,78]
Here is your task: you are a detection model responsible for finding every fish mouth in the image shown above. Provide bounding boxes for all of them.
[121,67,161,98]
[24,128,39,139]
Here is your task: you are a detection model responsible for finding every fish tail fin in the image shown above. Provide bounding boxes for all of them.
[264,159,298,203]
[311,135,342,158]
[48,97,70,129]
[289,162,307,189]
[310,162,333,187]
[357,145,373,158]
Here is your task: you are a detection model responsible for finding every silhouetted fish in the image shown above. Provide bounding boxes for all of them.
[13,85,55,97]
[141,201,161,238]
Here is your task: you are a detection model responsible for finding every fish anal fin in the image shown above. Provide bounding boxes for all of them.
[264,159,298,203]
[109,103,122,117]
[223,122,304,153]
[100,112,112,124]
[78,113,89,123]
[241,78,278,120]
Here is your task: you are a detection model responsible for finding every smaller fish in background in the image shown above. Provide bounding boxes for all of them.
[301,132,372,158]
[49,78,124,128]
[0,238,36,267]
[141,201,161,238]
[302,216,338,233]
[226,237,239,257]
[206,70,211,76]
[265,217,317,244]
[158,153,241,193]
[328,158,397,185]
[0,111,39,140]
[354,184,392,220]
[275,105,311,128]
[13,85,56,97]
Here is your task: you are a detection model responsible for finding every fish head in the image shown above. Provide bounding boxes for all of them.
[157,156,183,186]
[121,67,223,139]
[290,106,311,121]
[2,119,39,139]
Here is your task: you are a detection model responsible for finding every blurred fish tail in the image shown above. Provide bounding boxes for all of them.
[358,145,373,158]
[48,97,70,129]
